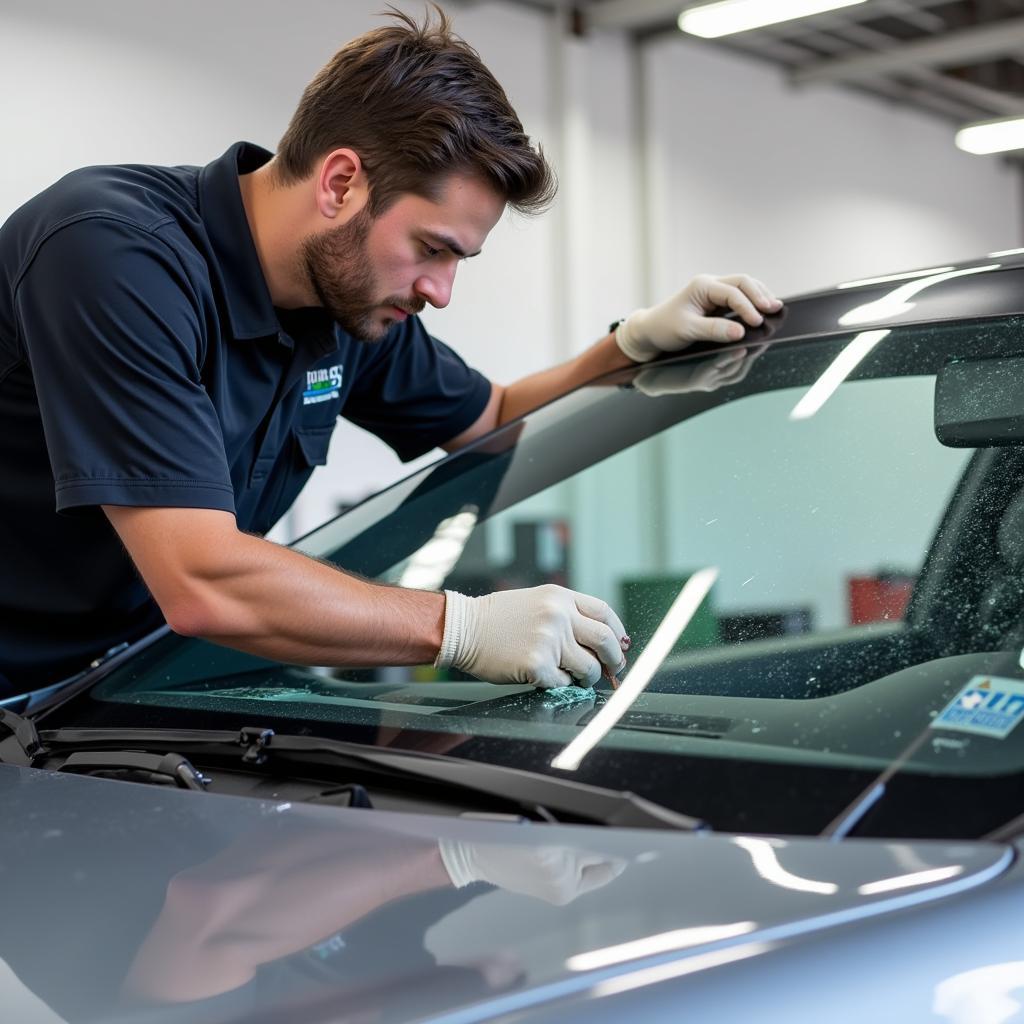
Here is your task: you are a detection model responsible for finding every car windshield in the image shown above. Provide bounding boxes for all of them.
[73,313,1024,838]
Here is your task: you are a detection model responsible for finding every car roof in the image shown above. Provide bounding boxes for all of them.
[703,253,1024,354]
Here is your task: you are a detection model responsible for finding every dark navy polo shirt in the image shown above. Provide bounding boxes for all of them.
[0,142,491,694]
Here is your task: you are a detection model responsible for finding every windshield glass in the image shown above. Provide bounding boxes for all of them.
[75,314,1024,837]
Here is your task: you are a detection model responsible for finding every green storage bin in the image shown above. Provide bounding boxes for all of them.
[619,573,719,659]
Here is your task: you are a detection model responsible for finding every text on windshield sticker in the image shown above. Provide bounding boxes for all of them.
[931,675,1024,740]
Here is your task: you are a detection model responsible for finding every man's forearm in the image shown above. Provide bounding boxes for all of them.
[104,505,445,667]
[498,332,633,426]
[195,536,446,666]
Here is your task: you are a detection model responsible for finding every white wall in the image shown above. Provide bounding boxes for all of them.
[642,35,1021,300]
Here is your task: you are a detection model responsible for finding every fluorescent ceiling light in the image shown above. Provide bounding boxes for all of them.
[957,116,1024,155]
[989,248,1024,258]
[678,0,869,38]
[837,267,954,290]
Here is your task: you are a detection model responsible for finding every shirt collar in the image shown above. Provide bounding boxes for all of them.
[198,142,344,358]
[198,141,281,341]
[276,307,340,357]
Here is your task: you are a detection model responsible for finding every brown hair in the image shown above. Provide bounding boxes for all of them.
[274,5,556,216]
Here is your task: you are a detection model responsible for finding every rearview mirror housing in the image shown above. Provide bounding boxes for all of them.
[935,354,1024,447]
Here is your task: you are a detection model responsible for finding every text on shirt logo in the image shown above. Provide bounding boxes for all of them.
[303,364,343,405]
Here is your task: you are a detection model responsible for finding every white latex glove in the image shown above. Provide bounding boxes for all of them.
[438,840,628,905]
[615,274,782,363]
[434,585,627,689]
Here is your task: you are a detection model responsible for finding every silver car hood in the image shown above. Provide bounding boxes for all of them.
[0,764,1010,1024]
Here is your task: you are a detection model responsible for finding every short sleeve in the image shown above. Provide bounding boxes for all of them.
[14,217,235,514]
[341,317,491,462]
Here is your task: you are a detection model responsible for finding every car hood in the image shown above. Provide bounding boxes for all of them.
[0,764,1010,1024]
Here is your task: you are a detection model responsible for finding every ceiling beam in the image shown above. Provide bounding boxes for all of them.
[585,0,682,32]
[791,16,1024,86]
[904,68,1024,118]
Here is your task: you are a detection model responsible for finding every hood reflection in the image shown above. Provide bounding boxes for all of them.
[733,837,838,895]
[934,961,1024,1024]
[121,821,626,1009]
[567,921,757,971]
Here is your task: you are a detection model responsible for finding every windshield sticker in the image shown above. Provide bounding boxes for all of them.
[931,676,1024,739]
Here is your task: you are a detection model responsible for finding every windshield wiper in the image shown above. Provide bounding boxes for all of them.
[1,707,211,789]
[0,707,43,763]
[26,723,706,832]
[820,727,933,840]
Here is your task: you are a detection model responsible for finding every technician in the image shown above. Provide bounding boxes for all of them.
[0,9,780,697]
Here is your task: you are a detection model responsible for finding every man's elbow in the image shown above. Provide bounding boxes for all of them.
[155,570,246,640]
[102,506,251,640]
[160,588,223,640]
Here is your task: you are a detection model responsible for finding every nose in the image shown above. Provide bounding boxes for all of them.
[414,263,457,310]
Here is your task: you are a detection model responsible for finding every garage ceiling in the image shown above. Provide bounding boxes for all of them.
[573,0,1024,126]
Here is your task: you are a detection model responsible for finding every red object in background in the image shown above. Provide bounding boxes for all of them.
[848,574,915,625]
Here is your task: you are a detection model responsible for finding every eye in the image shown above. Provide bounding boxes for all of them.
[423,243,442,258]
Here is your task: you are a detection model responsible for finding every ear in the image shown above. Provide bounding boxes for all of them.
[315,148,369,221]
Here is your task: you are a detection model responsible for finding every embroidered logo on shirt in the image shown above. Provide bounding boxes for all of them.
[303,364,343,405]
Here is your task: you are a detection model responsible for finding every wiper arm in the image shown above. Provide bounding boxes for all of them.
[0,707,44,764]
[820,727,932,840]
[38,725,706,832]
[0,707,210,790]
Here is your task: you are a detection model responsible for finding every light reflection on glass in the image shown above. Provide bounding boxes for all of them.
[396,505,478,591]
[988,248,1024,258]
[733,837,839,895]
[837,267,955,290]
[858,865,963,896]
[567,922,757,971]
[550,568,719,772]
[934,962,1024,1024]
[837,265,1000,327]
[789,330,890,421]
[591,942,773,997]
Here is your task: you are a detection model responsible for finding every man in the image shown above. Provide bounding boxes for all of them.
[0,8,780,697]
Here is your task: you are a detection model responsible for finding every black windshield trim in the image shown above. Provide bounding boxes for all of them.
[37,726,706,832]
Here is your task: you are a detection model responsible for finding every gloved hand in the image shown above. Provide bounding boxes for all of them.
[434,585,627,689]
[438,840,628,905]
[615,274,782,363]
[632,344,766,396]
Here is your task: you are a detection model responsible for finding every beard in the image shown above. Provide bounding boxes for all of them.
[300,209,424,342]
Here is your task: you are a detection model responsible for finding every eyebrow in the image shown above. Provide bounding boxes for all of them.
[425,232,482,259]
